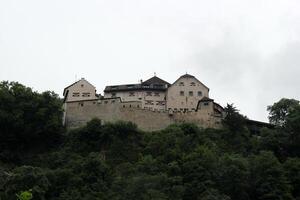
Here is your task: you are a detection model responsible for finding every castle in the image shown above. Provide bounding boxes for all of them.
[63,74,225,131]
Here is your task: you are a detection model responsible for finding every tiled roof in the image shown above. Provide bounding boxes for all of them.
[104,84,141,92]
[179,74,195,78]
[142,76,170,86]
[104,76,170,92]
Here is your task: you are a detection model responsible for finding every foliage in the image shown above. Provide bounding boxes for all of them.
[16,190,33,200]
[222,103,247,132]
[0,81,64,163]
[267,98,299,126]
[0,82,299,200]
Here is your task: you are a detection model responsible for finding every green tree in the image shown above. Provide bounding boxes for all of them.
[248,151,293,200]
[266,98,300,157]
[0,81,64,162]
[222,104,247,132]
[267,98,299,126]
[284,158,300,199]
[2,166,50,200]
[16,190,33,200]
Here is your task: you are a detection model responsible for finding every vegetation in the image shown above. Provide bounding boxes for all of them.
[0,81,299,200]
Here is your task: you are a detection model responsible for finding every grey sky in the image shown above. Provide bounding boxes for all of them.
[1,0,300,122]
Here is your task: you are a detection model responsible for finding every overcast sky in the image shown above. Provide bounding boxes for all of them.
[1,0,300,122]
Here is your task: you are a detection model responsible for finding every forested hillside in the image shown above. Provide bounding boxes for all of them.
[0,81,299,200]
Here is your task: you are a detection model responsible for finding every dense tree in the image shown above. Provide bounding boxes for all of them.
[222,104,247,132]
[0,82,299,200]
[264,98,300,157]
[267,98,299,127]
[0,81,64,163]
[2,166,50,200]
[248,151,293,200]
[284,158,300,199]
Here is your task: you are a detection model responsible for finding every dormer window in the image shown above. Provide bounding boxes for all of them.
[190,82,196,86]
[198,91,202,96]
[81,84,84,87]
[179,82,184,86]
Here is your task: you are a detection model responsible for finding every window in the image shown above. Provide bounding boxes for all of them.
[204,102,209,106]
[198,91,202,96]
[111,93,116,97]
[180,91,184,96]
[72,92,80,97]
[154,92,160,96]
[189,91,193,96]
[79,103,84,107]
[156,101,165,105]
[145,100,154,105]
[129,92,135,96]
[190,82,196,86]
[146,92,152,96]
[104,101,108,104]
[179,82,184,86]
[82,92,90,97]
[111,100,115,103]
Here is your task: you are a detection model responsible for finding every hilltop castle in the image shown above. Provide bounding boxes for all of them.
[63,74,225,131]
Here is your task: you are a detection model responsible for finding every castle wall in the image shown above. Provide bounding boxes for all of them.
[65,98,222,131]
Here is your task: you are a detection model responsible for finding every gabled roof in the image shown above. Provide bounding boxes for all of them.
[172,73,209,90]
[142,76,170,86]
[63,80,80,96]
[63,78,95,96]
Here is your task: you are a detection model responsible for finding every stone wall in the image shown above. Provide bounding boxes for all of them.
[65,99,223,131]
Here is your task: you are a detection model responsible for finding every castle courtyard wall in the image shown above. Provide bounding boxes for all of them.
[65,99,222,131]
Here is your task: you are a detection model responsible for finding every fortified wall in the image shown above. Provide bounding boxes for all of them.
[64,98,223,131]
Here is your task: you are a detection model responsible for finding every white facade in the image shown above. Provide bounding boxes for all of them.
[63,78,97,102]
[64,74,211,112]
[166,74,209,111]
[104,90,167,111]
